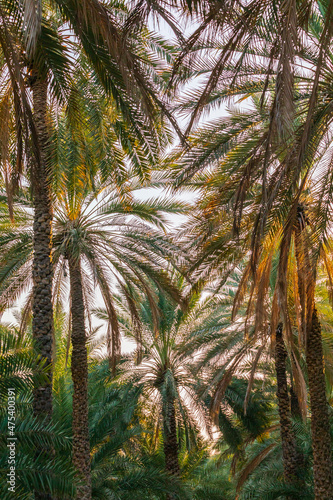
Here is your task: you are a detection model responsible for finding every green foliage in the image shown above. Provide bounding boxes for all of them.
[0,326,76,499]
[1,1,333,499]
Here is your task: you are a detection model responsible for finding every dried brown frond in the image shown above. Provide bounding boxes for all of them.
[243,344,265,415]
[235,443,276,496]
[210,345,249,424]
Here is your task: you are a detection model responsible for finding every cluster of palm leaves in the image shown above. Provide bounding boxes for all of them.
[0,0,333,499]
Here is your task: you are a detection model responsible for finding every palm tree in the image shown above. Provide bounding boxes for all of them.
[51,321,187,500]
[119,284,211,487]
[174,67,333,492]
[87,363,185,500]
[0,319,186,499]
[0,0,181,436]
[0,175,185,498]
[274,322,299,486]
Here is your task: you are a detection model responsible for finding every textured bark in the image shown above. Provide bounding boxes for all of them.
[306,307,333,500]
[163,398,180,500]
[294,209,332,497]
[31,76,54,500]
[290,383,302,420]
[69,257,92,500]
[275,323,298,483]
[31,76,53,417]
[289,381,305,472]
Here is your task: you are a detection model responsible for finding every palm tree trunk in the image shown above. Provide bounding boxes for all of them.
[30,75,54,500]
[68,256,91,500]
[31,75,53,417]
[306,307,333,500]
[275,323,298,483]
[290,382,302,419]
[295,212,333,497]
[289,380,305,473]
[163,398,180,500]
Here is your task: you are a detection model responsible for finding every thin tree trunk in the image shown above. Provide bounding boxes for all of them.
[306,307,333,500]
[163,398,180,500]
[68,256,92,500]
[275,323,298,483]
[30,75,54,500]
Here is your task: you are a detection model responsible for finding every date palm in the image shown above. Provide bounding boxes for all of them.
[0,175,185,499]
[117,278,278,497]
[0,320,186,499]
[119,284,211,487]
[0,0,180,445]
[176,62,333,494]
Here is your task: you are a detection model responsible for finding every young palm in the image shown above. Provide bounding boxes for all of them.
[87,363,185,500]
[0,325,76,499]
[118,279,277,497]
[120,284,211,487]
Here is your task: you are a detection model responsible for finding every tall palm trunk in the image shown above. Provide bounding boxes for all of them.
[306,307,333,500]
[30,75,54,500]
[295,210,333,498]
[163,398,179,500]
[290,382,302,420]
[68,256,91,500]
[275,323,298,484]
[163,398,180,476]
[31,75,53,417]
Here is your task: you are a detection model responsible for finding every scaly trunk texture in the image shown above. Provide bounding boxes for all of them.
[163,398,180,500]
[289,382,305,472]
[275,323,298,484]
[290,383,302,420]
[69,257,92,500]
[294,210,332,497]
[31,76,54,500]
[31,76,53,417]
[306,307,333,500]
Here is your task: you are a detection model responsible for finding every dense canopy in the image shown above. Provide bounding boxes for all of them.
[0,1,333,499]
